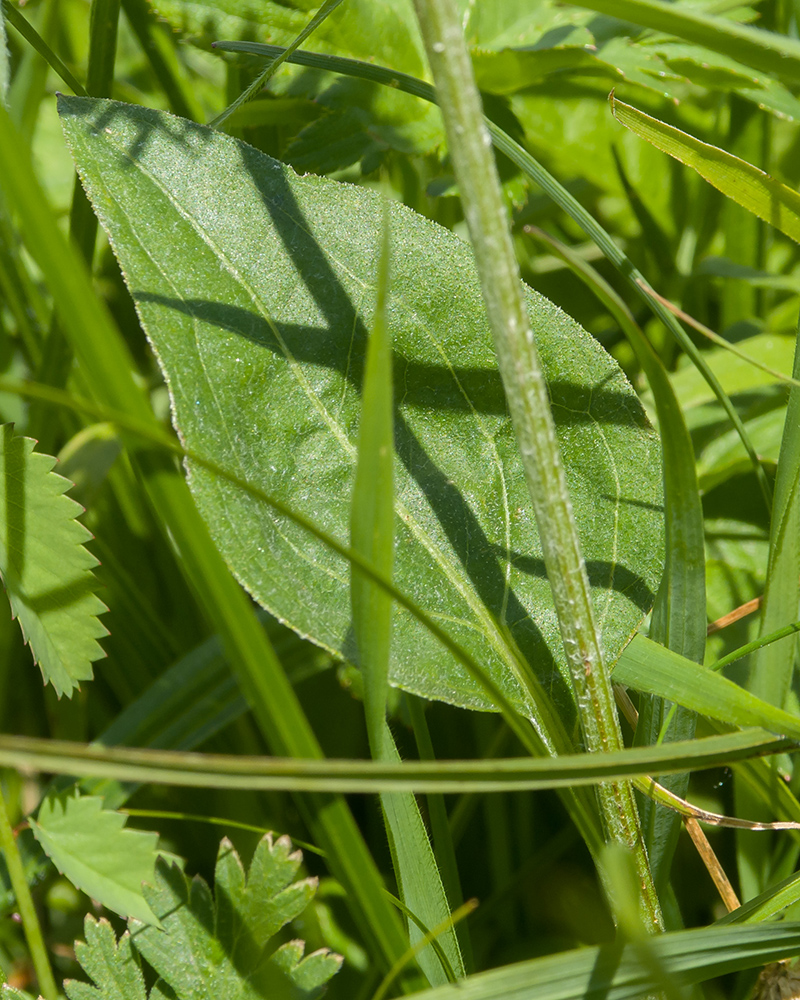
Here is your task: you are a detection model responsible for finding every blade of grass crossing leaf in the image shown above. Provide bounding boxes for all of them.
[352,212,394,750]
[209,0,346,128]
[214,41,772,508]
[523,227,706,899]
[411,0,662,931]
[0,102,411,974]
[570,0,800,88]
[0,0,86,97]
[609,95,800,245]
[0,729,793,793]
[351,212,463,986]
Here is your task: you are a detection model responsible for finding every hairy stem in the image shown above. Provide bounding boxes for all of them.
[411,0,663,931]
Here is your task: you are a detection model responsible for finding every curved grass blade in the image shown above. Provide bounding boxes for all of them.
[0,729,792,793]
[610,94,800,245]
[351,212,462,986]
[214,39,771,508]
[209,0,345,128]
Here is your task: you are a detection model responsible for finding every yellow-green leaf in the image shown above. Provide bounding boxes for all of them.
[610,93,800,244]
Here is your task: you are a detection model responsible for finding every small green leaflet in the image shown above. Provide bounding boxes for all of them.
[65,834,342,1000]
[30,792,161,927]
[0,425,107,697]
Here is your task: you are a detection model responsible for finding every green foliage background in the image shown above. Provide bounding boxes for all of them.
[1,0,800,998]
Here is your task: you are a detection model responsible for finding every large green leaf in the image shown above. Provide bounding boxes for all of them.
[0,425,107,697]
[58,96,663,738]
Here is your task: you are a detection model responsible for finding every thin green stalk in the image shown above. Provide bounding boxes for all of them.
[410,0,662,932]
[30,0,120,450]
[1,0,86,96]
[209,0,345,128]
[0,787,57,1000]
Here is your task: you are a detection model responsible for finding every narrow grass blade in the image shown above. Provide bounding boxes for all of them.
[717,869,800,925]
[750,327,800,708]
[0,729,792,793]
[352,214,394,752]
[214,40,771,507]
[0,102,410,973]
[571,0,800,87]
[610,94,800,245]
[614,634,800,740]
[1,0,86,97]
[349,212,459,985]
[407,695,473,972]
[399,923,800,1000]
[209,0,345,128]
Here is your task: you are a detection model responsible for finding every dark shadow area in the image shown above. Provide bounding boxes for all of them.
[132,293,649,428]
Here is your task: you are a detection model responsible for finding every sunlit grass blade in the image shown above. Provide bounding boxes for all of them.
[614,635,800,740]
[352,213,394,754]
[0,100,411,973]
[718,869,800,925]
[350,211,461,986]
[571,0,800,87]
[0,728,793,792]
[214,40,771,508]
[399,922,800,1000]
[610,94,800,245]
[1,0,86,97]
[209,0,345,128]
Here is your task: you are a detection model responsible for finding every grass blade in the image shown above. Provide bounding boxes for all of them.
[1,0,86,97]
[351,214,463,985]
[209,0,345,128]
[0,729,792,793]
[610,94,800,245]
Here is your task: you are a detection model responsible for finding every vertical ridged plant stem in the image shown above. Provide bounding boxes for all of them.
[0,787,57,1000]
[411,0,663,932]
